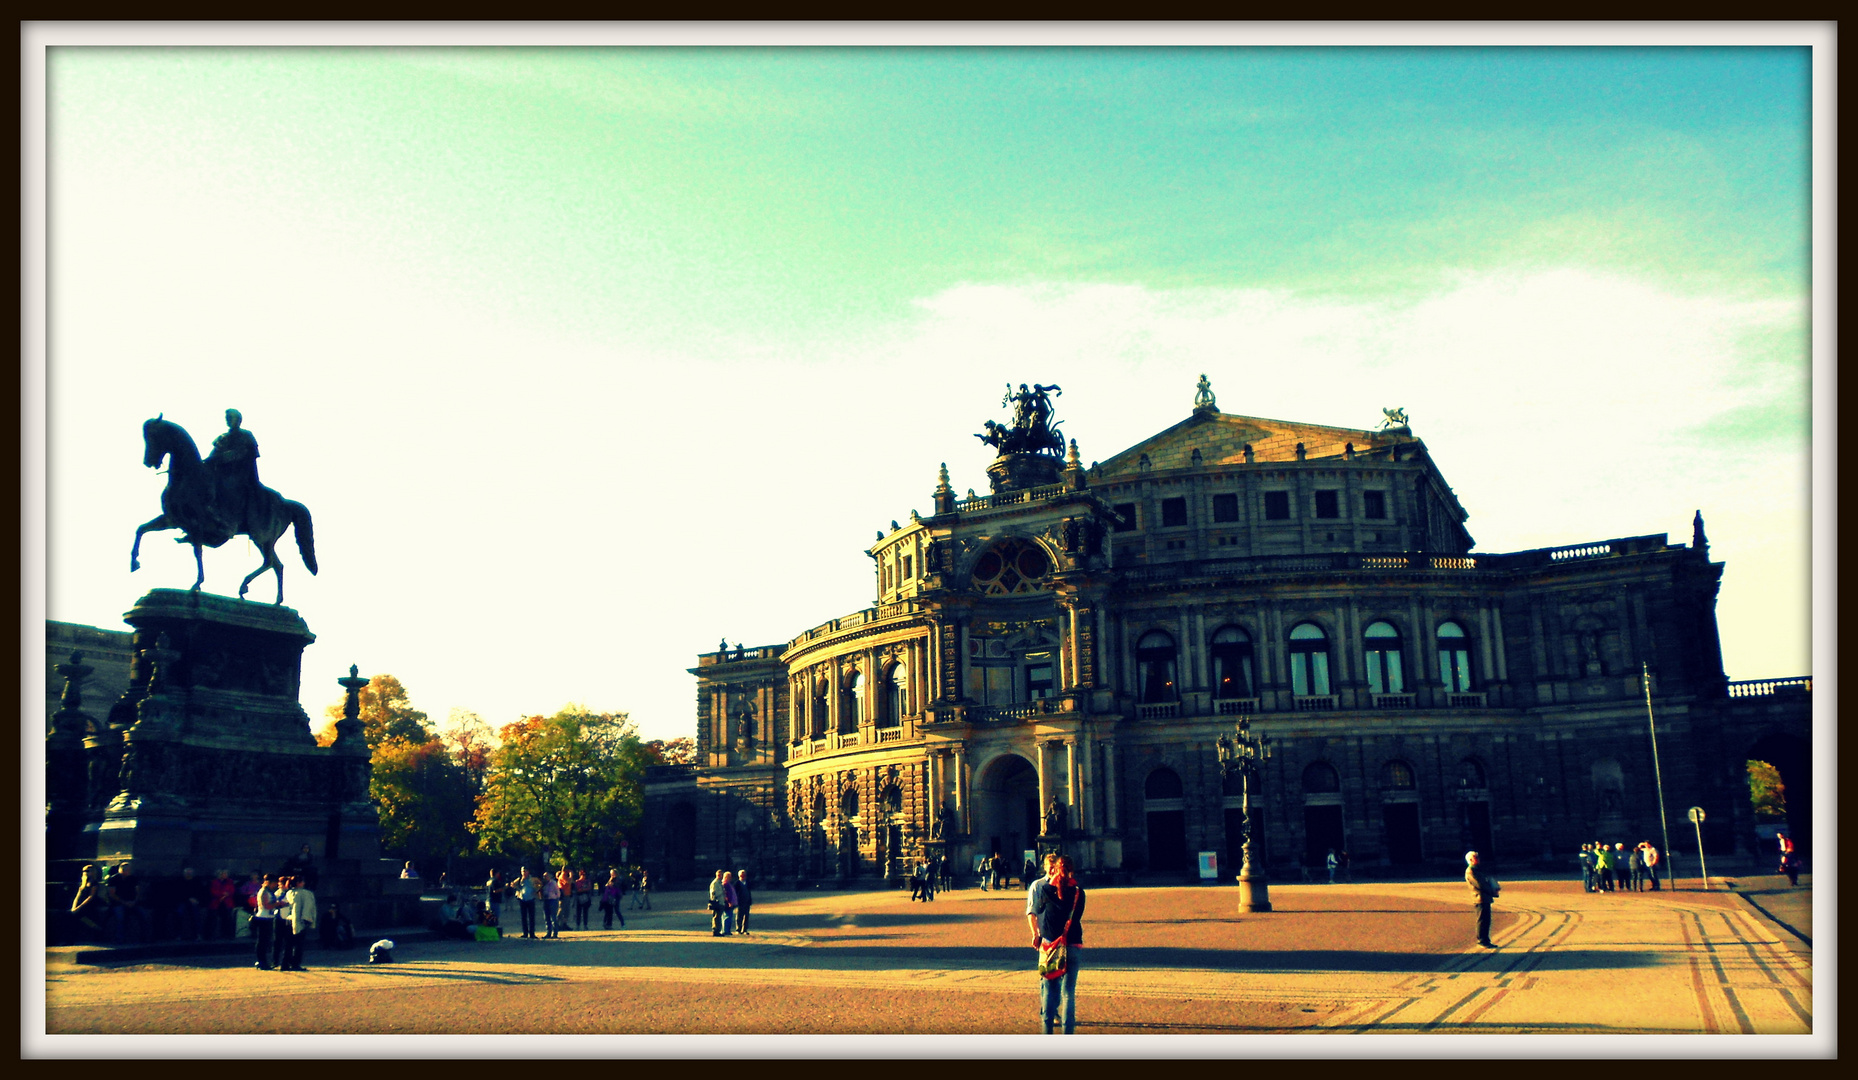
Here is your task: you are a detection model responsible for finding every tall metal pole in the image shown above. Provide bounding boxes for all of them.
[1643,662,1676,891]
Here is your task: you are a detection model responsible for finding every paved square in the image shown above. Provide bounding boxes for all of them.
[44,880,1811,1036]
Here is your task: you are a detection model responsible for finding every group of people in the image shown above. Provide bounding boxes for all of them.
[972,852,1042,892]
[707,869,753,935]
[485,866,642,939]
[63,844,326,948]
[906,857,948,900]
[1578,841,1663,892]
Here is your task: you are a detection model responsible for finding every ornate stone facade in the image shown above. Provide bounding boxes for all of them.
[643,390,1812,885]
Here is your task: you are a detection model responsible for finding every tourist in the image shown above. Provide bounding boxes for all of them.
[708,870,728,935]
[1027,853,1087,1035]
[252,873,282,969]
[1594,841,1615,891]
[1779,835,1801,886]
[976,853,990,891]
[206,868,239,939]
[485,869,506,928]
[321,901,356,950]
[1021,855,1039,891]
[1579,843,1596,892]
[573,869,593,930]
[281,875,318,971]
[601,869,624,929]
[1643,842,1662,890]
[1629,844,1648,892]
[992,852,1005,891]
[634,867,651,910]
[399,861,420,880]
[734,870,753,934]
[108,861,145,945]
[436,893,474,940]
[908,861,924,901]
[512,867,539,939]
[1614,844,1630,890]
[68,864,104,941]
[541,870,563,938]
[238,871,263,924]
[1326,848,1339,885]
[1466,851,1498,948]
[918,858,935,902]
[721,871,740,936]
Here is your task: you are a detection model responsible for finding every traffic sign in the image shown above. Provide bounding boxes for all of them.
[1687,806,1705,824]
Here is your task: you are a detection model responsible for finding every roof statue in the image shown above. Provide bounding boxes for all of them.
[1193,373,1217,411]
[131,410,318,604]
[1378,406,1410,431]
[975,382,1064,457]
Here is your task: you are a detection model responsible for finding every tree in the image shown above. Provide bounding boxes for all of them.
[371,737,479,863]
[317,673,432,749]
[442,708,496,790]
[643,736,698,766]
[1747,759,1787,821]
[472,706,652,869]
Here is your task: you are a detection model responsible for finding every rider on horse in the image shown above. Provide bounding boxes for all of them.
[202,408,261,540]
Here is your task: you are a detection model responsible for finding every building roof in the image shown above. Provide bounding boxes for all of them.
[1092,407,1418,478]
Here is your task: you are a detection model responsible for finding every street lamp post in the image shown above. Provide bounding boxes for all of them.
[1217,713,1273,913]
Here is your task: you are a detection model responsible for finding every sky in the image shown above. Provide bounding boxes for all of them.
[36,40,1820,745]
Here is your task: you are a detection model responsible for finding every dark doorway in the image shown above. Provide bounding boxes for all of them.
[1146,810,1188,871]
[1749,733,1811,864]
[666,803,698,882]
[1384,802,1423,864]
[840,825,860,878]
[1304,804,1344,869]
[1464,800,1492,859]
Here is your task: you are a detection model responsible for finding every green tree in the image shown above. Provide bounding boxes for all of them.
[372,737,479,862]
[472,706,651,869]
[317,673,432,749]
[1747,759,1787,821]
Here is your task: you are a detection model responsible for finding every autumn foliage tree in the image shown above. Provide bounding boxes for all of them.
[321,674,478,865]
[643,736,698,766]
[472,706,651,869]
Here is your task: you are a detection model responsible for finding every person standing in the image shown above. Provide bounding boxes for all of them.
[919,858,935,902]
[991,852,1004,891]
[1465,851,1498,948]
[512,867,539,939]
[636,868,651,910]
[541,870,563,938]
[207,869,239,939]
[734,870,754,934]
[1026,853,1087,1034]
[1595,842,1615,892]
[572,869,593,930]
[252,874,282,969]
[601,869,624,930]
[1779,834,1801,886]
[281,875,318,971]
[720,872,740,936]
[976,853,991,892]
[1642,842,1661,890]
[1326,849,1339,885]
[1629,844,1648,892]
[709,870,728,936]
[485,869,506,928]
[1579,843,1596,892]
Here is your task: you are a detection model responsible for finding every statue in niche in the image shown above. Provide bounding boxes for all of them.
[1044,796,1067,836]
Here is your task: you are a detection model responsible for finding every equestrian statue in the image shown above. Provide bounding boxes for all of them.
[131,409,317,605]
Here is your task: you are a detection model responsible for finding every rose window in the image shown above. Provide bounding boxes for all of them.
[971,538,1051,595]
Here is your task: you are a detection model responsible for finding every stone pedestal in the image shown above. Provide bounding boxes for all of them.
[986,452,1063,493]
[77,589,406,924]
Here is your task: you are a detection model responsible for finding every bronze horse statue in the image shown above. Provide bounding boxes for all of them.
[131,415,317,604]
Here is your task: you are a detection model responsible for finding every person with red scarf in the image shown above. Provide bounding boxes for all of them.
[1026,853,1087,1034]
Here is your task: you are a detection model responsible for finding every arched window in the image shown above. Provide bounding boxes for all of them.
[1384,760,1416,790]
[1364,621,1405,694]
[971,537,1051,595]
[1289,623,1332,696]
[1209,625,1256,699]
[840,669,864,732]
[881,785,902,814]
[1301,761,1341,794]
[811,679,829,739]
[841,788,859,818]
[1136,631,1178,704]
[1438,621,1474,692]
[1144,767,1184,799]
[879,662,907,727]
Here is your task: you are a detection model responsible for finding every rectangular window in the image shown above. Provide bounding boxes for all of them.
[1161,497,1187,527]
[1264,491,1291,520]
[1314,490,1340,518]
[901,555,912,578]
[1025,653,1054,699]
[1212,493,1239,522]
[1363,490,1387,519]
[1112,503,1138,532]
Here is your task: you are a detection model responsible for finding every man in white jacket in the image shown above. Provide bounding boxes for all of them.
[281,875,318,971]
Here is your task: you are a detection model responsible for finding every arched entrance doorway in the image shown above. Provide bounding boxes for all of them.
[1748,732,1811,865]
[1144,767,1189,872]
[665,803,697,883]
[974,753,1040,866]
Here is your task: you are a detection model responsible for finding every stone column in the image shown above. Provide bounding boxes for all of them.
[1491,601,1509,681]
[1065,739,1078,819]
[1036,740,1051,828]
[954,745,969,833]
